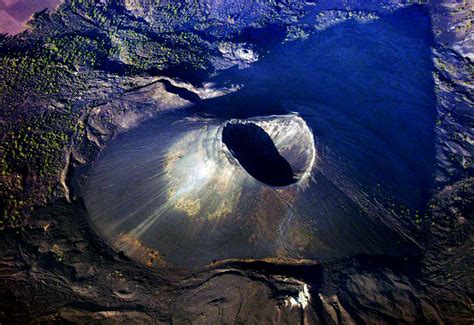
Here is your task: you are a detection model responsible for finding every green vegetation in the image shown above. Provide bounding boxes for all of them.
[2,112,81,176]
[0,40,82,229]
[0,0,304,230]
[0,48,74,105]
[0,111,83,229]
[47,34,108,68]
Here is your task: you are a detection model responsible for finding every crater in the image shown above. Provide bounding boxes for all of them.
[222,122,296,186]
[222,116,315,188]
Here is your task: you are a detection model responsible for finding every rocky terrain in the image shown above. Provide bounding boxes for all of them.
[0,0,472,323]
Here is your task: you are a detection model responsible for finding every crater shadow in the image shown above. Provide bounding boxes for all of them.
[83,4,438,268]
[222,122,296,186]
[197,4,437,213]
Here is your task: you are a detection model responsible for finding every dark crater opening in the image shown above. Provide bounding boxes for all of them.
[222,122,296,186]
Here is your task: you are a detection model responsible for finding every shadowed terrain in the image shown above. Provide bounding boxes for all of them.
[222,122,296,186]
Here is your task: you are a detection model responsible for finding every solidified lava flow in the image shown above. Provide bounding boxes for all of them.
[83,7,436,269]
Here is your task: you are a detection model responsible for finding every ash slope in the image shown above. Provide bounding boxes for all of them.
[83,6,437,269]
[83,113,414,269]
[0,0,472,324]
